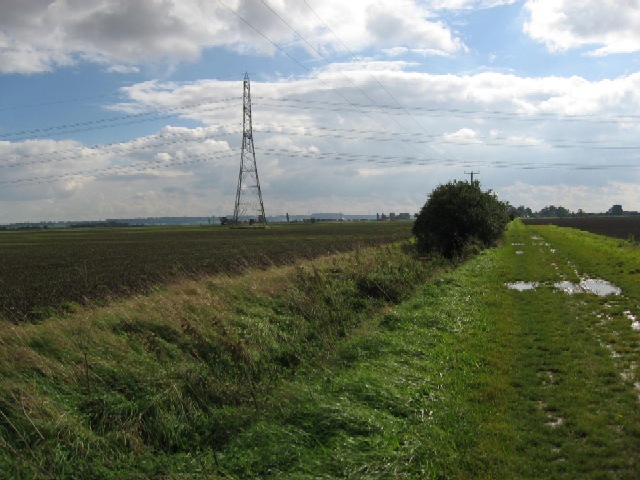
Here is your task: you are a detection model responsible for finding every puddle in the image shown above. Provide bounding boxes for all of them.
[506,278,622,296]
[581,279,621,296]
[506,281,537,291]
[554,281,582,295]
[554,279,621,296]
[546,417,565,428]
[537,401,565,428]
[624,311,640,331]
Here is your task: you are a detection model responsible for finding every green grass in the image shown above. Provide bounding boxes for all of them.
[0,240,438,478]
[208,220,640,478]
[2,221,640,478]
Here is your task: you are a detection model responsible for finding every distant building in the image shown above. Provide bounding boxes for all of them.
[377,212,411,221]
[310,213,343,221]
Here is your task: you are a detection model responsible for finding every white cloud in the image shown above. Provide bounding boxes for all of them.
[429,0,517,10]
[3,58,640,221]
[71,68,640,213]
[364,1,465,55]
[105,64,140,74]
[0,0,467,74]
[524,0,640,55]
[0,128,233,202]
[444,128,482,143]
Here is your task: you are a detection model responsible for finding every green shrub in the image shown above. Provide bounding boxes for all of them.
[413,180,509,259]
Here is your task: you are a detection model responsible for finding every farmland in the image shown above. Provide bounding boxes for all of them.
[0,221,412,322]
[522,215,640,241]
[3,220,640,478]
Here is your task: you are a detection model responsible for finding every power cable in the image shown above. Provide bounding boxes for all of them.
[255,97,640,123]
[3,119,638,173]
[0,150,236,186]
[3,141,638,187]
[2,90,635,145]
[0,130,234,169]
[259,0,451,161]
[0,92,120,113]
[300,0,456,159]
[217,0,433,161]
[0,97,239,141]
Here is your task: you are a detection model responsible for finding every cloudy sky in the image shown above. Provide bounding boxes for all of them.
[1,0,639,223]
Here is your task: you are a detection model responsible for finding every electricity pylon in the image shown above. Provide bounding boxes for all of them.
[233,73,267,227]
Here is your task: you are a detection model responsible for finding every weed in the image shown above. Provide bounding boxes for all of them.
[0,239,434,477]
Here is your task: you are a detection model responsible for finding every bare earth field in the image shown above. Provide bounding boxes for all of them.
[0,222,411,322]
[522,216,640,241]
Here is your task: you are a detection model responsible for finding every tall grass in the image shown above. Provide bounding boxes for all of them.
[0,241,439,478]
[207,221,640,478]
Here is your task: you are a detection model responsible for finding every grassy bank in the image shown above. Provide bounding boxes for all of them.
[206,220,640,478]
[0,241,438,478]
[2,221,640,478]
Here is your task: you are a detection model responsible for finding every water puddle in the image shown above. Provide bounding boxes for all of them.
[626,311,640,331]
[546,416,565,428]
[554,281,582,295]
[537,400,565,428]
[506,278,621,296]
[505,281,537,291]
[581,279,621,296]
[554,279,621,296]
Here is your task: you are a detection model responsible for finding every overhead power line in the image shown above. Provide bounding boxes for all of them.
[2,119,638,174]
[0,97,239,141]
[2,90,636,146]
[217,0,437,161]
[0,151,237,186]
[0,92,120,113]
[299,0,456,159]
[3,141,639,188]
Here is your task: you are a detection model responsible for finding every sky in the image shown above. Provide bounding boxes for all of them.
[1,0,640,223]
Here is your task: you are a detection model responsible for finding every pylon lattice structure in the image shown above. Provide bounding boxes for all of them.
[233,73,267,227]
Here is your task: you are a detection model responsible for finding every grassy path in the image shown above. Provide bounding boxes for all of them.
[478,221,640,478]
[3,222,639,478]
[214,221,640,478]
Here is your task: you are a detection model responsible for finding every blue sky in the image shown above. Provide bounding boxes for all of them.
[1,0,640,222]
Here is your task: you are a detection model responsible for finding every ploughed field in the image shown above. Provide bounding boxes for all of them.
[0,222,411,322]
[522,215,640,240]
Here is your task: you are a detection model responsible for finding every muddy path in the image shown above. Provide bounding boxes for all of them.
[485,221,640,477]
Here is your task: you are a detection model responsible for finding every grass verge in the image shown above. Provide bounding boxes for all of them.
[0,241,440,478]
[208,220,640,478]
[2,221,639,478]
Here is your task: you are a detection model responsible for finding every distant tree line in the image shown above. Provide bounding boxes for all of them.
[510,204,636,219]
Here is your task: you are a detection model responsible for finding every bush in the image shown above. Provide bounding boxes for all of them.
[412,180,509,259]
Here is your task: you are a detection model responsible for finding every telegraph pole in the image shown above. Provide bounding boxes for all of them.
[233,73,267,227]
[465,171,480,184]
